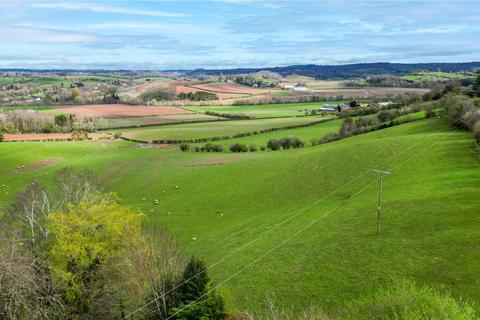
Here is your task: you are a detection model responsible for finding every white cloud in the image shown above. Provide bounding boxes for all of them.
[32,2,188,17]
[0,26,99,43]
[84,22,216,34]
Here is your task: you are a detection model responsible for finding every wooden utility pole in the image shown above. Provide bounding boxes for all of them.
[373,169,390,236]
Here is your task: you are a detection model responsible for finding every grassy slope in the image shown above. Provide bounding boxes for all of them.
[0,77,68,85]
[0,118,479,315]
[402,72,472,83]
[184,100,354,118]
[191,118,342,149]
[119,116,330,141]
[95,113,219,130]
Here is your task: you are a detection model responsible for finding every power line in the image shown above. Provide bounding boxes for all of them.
[163,180,378,320]
[162,120,465,320]
[372,169,391,236]
[123,118,462,319]
[121,138,425,319]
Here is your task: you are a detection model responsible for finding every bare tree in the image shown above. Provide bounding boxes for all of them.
[123,229,186,319]
[8,168,99,250]
[53,167,99,209]
[0,239,65,320]
[8,182,49,249]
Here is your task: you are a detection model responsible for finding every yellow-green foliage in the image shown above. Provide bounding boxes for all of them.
[48,194,144,305]
[342,280,477,320]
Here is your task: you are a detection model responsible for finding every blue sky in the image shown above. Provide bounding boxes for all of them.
[1,0,479,69]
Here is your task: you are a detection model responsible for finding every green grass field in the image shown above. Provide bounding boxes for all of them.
[94,113,219,130]
[184,100,355,118]
[0,77,69,85]
[402,72,472,83]
[119,116,330,141]
[192,117,342,148]
[1,118,479,315]
[0,105,54,111]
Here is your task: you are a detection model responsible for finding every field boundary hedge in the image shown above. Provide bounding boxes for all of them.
[148,117,336,144]
[96,117,224,130]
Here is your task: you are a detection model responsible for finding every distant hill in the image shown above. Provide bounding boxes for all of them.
[181,62,480,80]
[2,62,479,80]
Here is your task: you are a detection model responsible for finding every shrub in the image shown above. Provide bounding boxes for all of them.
[201,143,223,152]
[249,144,257,152]
[113,132,122,139]
[355,116,378,128]
[72,130,88,141]
[260,146,266,151]
[441,95,475,129]
[320,132,341,144]
[279,136,304,149]
[377,110,399,123]
[229,143,248,152]
[54,114,68,127]
[339,117,355,137]
[180,143,191,152]
[425,107,436,118]
[212,144,223,152]
[267,139,281,151]
[474,120,480,144]
[342,280,476,320]
[0,132,3,142]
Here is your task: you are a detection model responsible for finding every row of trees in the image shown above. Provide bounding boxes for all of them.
[0,168,226,319]
[177,91,218,101]
[233,75,277,88]
[440,94,480,144]
[267,136,304,151]
[0,110,95,134]
[140,88,219,104]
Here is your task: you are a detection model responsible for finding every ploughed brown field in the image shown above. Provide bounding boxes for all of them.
[55,104,193,117]
[3,133,73,141]
[175,85,247,99]
[189,83,273,95]
[3,133,107,142]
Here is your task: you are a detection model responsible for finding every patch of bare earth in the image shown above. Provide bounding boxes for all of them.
[134,143,169,149]
[56,104,193,117]
[3,133,72,142]
[12,157,62,174]
[183,157,236,168]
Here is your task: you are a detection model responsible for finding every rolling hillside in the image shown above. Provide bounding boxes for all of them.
[0,118,479,315]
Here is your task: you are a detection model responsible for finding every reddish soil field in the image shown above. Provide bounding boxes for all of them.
[3,133,107,142]
[4,133,72,142]
[175,85,246,99]
[56,104,193,117]
[191,83,272,95]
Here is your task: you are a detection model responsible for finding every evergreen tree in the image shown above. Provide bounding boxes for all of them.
[171,285,227,320]
[175,257,209,305]
[473,72,480,97]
